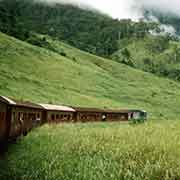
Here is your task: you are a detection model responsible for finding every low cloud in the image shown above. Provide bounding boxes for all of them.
[37,0,180,20]
[160,24,176,35]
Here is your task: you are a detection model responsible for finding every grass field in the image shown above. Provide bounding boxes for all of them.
[1,121,180,180]
[1,32,180,119]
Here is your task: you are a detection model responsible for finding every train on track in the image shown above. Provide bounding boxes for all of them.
[0,96,147,148]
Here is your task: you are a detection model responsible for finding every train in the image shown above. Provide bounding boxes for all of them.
[0,96,147,148]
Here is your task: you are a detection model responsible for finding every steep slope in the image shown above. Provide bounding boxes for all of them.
[112,35,180,81]
[1,32,180,119]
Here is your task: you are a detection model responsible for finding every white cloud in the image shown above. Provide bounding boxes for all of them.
[160,24,176,35]
[140,0,180,15]
[38,0,180,20]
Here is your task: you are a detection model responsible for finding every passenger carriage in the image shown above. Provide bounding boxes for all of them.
[39,104,75,123]
[0,96,44,144]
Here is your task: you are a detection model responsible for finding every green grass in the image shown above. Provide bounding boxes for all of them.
[1,32,180,119]
[1,121,180,179]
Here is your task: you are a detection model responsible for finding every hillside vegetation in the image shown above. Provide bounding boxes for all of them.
[1,32,180,119]
[112,35,180,81]
[1,121,180,179]
[0,0,156,57]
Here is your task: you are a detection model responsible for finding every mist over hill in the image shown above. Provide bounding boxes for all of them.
[143,9,180,35]
[36,0,180,35]
[34,0,180,20]
[40,0,180,35]
[0,0,158,57]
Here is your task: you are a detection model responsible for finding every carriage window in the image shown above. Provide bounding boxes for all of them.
[0,112,3,120]
[51,114,55,121]
[32,114,36,121]
[2,112,5,121]
[24,113,27,118]
[67,115,70,120]
[22,113,25,121]
[131,113,133,119]
[56,114,59,119]
[82,115,86,120]
[18,112,21,120]
[37,113,40,119]
[12,112,16,123]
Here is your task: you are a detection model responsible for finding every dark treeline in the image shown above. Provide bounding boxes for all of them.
[0,0,157,57]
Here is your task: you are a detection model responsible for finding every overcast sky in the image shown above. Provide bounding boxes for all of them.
[40,0,180,20]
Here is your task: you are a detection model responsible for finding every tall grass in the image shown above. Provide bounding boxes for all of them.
[1,121,180,180]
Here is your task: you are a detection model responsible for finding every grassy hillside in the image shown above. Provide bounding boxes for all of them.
[112,35,180,81]
[1,32,180,119]
[1,121,180,179]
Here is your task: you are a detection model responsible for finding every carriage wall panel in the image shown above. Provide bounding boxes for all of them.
[0,102,7,141]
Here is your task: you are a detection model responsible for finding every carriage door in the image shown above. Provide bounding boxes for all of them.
[6,106,12,139]
[0,103,8,142]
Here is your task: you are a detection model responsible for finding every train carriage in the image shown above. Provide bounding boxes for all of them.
[0,96,44,144]
[72,107,104,122]
[104,110,129,121]
[39,104,76,123]
[127,109,147,121]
